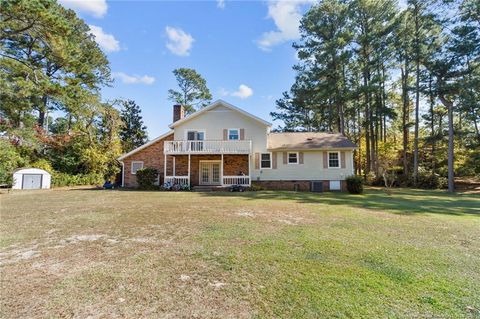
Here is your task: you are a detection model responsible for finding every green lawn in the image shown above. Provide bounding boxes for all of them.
[1,188,479,318]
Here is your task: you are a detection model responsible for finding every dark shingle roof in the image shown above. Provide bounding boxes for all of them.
[267,132,357,150]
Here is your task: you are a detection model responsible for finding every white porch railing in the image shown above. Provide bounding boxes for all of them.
[222,175,251,186]
[164,140,251,154]
[164,176,190,186]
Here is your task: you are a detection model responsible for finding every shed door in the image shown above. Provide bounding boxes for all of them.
[22,174,42,189]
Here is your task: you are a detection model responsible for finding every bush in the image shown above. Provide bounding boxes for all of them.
[416,172,448,189]
[346,175,364,194]
[135,167,158,190]
[52,172,103,187]
[248,183,265,191]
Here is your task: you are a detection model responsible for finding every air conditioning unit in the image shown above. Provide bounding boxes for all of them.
[310,181,323,192]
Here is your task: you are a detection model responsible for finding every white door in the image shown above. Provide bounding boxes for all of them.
[22,174,42,189]
[199,161,221,185]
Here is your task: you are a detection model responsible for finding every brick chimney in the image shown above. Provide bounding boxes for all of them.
[173,104,184,122]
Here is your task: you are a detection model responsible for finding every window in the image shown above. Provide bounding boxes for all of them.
[328,152,340,168]
[228,129,239,140]
[288,152,298,164]
[131,161,144,174]
[187,130,204,140]
[260,153,271,169]
[330,180,341,190]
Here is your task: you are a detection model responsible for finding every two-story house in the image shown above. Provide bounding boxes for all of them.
[118,100,357,191]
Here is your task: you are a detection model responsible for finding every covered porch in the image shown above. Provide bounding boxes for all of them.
[164,154,251,187]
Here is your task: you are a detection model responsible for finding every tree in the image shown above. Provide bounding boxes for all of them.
[119,100,148,153]
[167,68,212,114]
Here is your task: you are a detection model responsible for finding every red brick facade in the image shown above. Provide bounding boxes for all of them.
[122,139,249,187]
[121,133,173,187]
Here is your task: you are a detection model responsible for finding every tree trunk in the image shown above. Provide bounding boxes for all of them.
[401,67,409,177]
[439,95,455,192]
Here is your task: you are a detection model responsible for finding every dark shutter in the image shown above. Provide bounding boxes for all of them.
[323,152,328,168]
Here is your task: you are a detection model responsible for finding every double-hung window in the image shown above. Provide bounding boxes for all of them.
[261,153,272,169]
[131,161,144,174]
[288,152,298,164]
[228,129,239,140]
[328,152,340,168]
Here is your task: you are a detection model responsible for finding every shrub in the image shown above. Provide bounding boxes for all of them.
[52,172,103,187]
[346,175,364,194]
[135,167,158,190]
[248,183,265,191]
[416,172,448,189]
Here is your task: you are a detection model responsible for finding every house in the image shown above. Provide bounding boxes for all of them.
[118,100,357,191]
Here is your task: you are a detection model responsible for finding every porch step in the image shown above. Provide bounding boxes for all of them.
[192,186,215,192]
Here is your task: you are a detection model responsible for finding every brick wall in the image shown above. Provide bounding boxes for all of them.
[121,134,173,187]
[253,180,347,192]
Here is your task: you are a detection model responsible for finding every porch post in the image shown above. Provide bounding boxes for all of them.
[164,154,167,183]
[188,154,191,186]
[248,153,251,186]
[173,156,176,177]
[221,153,224,186]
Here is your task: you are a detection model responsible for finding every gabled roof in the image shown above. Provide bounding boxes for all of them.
[118,130,173,161]
[168,99,272,128]
[267,132,357,150]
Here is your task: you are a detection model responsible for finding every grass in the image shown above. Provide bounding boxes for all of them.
[0,188,479,318]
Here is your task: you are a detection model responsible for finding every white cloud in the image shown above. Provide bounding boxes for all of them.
[88,25,120,52]
[217,0,225,9]
[165,26,194,56]
[220,84,254,99]
[258,0,313,51]
[113,72,155,85]
[58,0,108,18]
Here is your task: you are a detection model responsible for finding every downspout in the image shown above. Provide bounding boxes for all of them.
[121,161,125,187]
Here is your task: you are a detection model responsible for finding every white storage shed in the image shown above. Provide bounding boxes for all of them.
[12,168,51,190]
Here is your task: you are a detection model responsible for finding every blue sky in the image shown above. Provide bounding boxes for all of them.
[59,0,316,138]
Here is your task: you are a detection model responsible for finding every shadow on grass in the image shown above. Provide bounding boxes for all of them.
[199,188,480,216]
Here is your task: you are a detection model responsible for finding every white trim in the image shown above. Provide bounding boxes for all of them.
[287,152,299,165]
[260,152,272,169]
[118,131,173,160]
[131,161,144,174]
[169,100,272,128]
[327,151,340,169]
[228,128,240,140]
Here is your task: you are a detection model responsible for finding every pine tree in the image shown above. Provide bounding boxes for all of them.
[119,100,148,153]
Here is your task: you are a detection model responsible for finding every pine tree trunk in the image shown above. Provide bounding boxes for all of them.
[401,67,409,177]
[439,95,455,192]
[413,59,420,185]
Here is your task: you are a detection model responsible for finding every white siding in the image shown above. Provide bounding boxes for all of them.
[173,104,269,153]
[252,150,355,181]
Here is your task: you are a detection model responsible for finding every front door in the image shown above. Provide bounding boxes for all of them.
[199,161,221,185]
